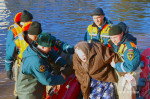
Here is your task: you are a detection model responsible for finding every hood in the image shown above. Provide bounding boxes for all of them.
[118,33,137,46]
[125,33,137,44]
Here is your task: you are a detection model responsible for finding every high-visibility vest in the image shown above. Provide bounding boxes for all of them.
[10,22,32,49]
[8,12,32,66]
[15,22,32,66]
[87,23,112,43]
[17,33,29,66]
[9,12,32,49]
[9,23,32,65]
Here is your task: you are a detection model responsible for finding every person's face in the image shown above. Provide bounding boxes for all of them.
[28,34,38,41]
[93,15,104,27]
[110,33,123,46]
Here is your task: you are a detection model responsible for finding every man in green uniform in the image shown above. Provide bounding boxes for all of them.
[17,33,69,99]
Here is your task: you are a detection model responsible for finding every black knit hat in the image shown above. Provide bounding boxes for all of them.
[36,33,56,47]
[109,25,122,36]
[21,10,33,22]
[28,21,42,35]
[91,8,105,16]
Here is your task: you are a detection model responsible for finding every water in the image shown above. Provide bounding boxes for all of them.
[0,0,150,98]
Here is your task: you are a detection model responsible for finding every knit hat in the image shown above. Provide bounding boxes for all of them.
[117,22,129,34]
[21,10,33,22]
[91,8,105,16]
[28,21,42,35]
[36,33,56,47]
[109,25,122,36]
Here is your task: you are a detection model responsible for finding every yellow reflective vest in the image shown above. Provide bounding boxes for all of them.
[9,22,32,66]
[87,23,112,44]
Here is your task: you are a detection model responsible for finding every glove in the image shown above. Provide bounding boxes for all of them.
[7,70,13,80]
[61,64,74,77]
[110,58,115,68]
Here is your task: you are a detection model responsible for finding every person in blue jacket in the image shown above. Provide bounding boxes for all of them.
[17,33,69,99]
[5,10,33,98]
[108,24,141,72]
[108,23,141,99]
[84,7,112,45]
[5,10,33,80]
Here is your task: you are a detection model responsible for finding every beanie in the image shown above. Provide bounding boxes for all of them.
[109,25,122,36]
[91,8,105,16]
[28,21,42,35]
[117,22,129,34]
[36,33,56,47]
[21,10,33,22]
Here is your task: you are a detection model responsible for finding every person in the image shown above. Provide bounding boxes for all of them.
[17,33,68,99]
[5,10,33,98]
[84,7,112,45]
[5,10,33,79]
[73,41,120,99]
[108,24,141,99]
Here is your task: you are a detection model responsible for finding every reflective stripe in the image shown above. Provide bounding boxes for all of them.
[90,34,97,36]
[121,54,124,57]
[121,62,126,72]
[55,57,61,63]
[65,45,69,53]
[13,24,18,28]
[117,44,127,60]
[100,35,110,38]
[18,33,23,40]
[5,60,13,63]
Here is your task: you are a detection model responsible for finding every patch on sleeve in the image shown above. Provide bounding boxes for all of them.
[39,65,46,72]
[127,48,134,60]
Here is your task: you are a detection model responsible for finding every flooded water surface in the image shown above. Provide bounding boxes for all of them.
[0,0,150,98]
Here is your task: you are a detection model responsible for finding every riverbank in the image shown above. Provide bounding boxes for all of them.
[0,70,14,99]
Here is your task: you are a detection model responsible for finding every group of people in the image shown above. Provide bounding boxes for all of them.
[5,7,141,99]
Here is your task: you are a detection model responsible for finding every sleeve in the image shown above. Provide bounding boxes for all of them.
[48,48,68,67]
[6,29,14,50]
[114,47,141,72]
[55,39,74,54]
[30,59,67,85]
[5,30,18,71]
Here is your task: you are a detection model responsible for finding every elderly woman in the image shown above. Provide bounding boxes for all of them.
[73,41,119,99]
